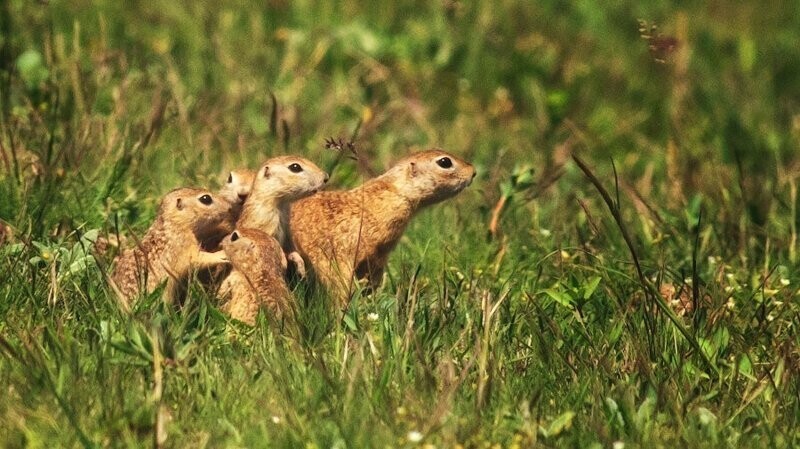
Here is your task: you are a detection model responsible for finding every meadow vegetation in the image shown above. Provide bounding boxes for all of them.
[1,1,799,447]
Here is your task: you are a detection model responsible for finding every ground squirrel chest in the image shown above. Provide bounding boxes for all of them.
[290,149,476,304]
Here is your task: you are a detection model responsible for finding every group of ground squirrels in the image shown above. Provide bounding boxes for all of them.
[110,149,476,325]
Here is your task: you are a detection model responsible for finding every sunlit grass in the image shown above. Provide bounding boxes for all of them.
[1,1,799,447]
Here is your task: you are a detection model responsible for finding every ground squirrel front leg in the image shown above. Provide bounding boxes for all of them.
[366,266,385,292]
[286,251,306,278]
[194,250,229,268]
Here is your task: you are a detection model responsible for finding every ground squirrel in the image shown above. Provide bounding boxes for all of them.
[236,155,328,275]
[110,188,234,306]
[218,168,256,222]
[218,228,292,325]
[290,149,476,304]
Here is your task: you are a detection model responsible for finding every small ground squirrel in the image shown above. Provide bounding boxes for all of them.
[218,228,292,325]
[110,188,234,306]
[218,168,256,222]
[290,149,476,304]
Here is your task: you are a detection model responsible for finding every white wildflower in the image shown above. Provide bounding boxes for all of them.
[407,431,423,443]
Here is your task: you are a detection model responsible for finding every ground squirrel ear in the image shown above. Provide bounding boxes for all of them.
[176,198,184,210]
[409,162,417,177]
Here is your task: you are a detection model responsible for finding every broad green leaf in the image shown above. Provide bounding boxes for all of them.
[342,314,358,332]
[544,288,574,308]
[16,49,49,88]
[540,411,575,437]
[583,276,602,299]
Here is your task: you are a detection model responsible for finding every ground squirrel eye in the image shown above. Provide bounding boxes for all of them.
[230,231,239,242]
[288,163,303,173]
[227,173,233,183]
[199,194,213,205]
[436,157,453,169]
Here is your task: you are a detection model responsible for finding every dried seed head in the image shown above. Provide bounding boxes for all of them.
[324,136,358,160]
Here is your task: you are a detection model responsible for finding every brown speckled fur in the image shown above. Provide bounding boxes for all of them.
[237,156,328,249]
[219,228,292,325]
[290,149,475,305]
[110,188,234,306]
[218,168,256,223]
[200,159,326,293]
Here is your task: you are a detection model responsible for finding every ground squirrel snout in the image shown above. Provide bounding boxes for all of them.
[110,187,235,305]
[290,149,475,304]
[219,228,292,325]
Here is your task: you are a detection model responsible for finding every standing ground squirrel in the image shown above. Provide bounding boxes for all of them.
[110,188,234,306]
[237,156,328,246]
[218,228,292,325]
[237,156,328,275]
[218,168,256,222]
[290,149,476,304]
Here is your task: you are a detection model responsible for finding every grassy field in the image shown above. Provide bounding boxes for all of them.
[2,1,800,447]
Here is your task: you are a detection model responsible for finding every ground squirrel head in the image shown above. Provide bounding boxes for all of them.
[384,149,476,207]
[159,188,235,242]
[251,156,328,203]
[219,169,256,205]
[221,228,284,273]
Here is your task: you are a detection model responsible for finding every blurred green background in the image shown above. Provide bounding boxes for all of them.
[2,1,800,447]
[2,0,798,231]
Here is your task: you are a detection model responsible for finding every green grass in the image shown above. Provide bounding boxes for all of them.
[2,0,800,447]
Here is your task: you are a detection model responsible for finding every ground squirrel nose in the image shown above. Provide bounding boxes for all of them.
[471,170,476,179]
[238,193,248,201]
[231,231,239,242]
[324,174,329,183]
